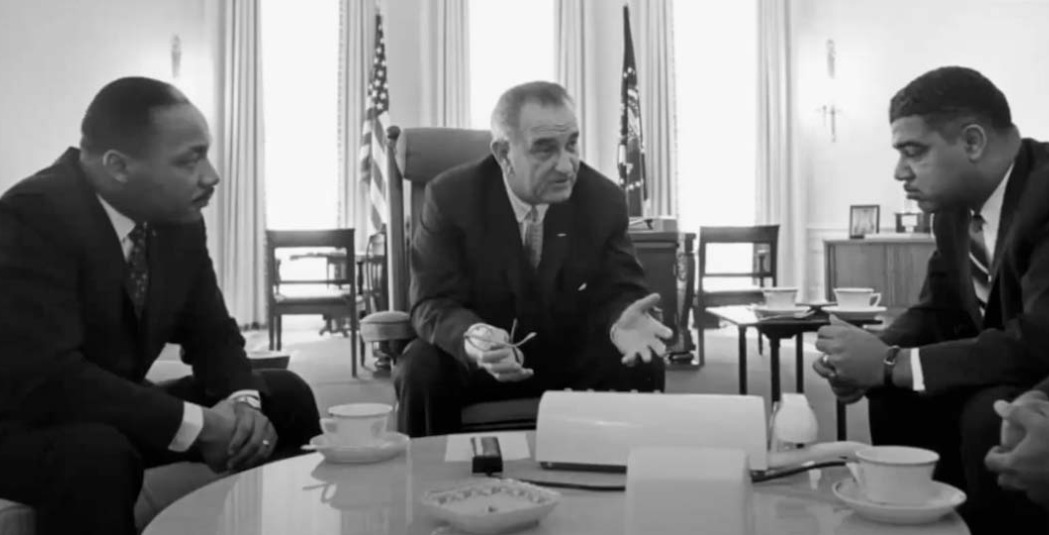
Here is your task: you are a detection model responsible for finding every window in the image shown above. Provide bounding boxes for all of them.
[673,0,758,281]
[468,0,556,129]
[260,0,340,231]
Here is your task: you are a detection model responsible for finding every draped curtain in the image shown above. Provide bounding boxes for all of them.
[755,0,805,293]
[336,0,378,249]
[555,0,600,165]
[627,0,678,218]
[218,0,268,327]
[420,0,470,127]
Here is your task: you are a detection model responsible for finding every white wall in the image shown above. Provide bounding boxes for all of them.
[0,0,223,249]
[791,0,1049,298]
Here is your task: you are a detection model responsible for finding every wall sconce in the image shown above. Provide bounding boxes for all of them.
[171,34,182,80]
[819,39,840,142]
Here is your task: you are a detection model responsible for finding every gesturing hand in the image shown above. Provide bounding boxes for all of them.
[220,399,278,472]
[613,293,673,366]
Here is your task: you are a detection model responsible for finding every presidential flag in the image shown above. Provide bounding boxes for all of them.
[359,12,390,235]
[617,5,647,218]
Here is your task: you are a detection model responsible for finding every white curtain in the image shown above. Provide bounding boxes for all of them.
[420,0,470,127]
[337,0,378,249]
[218,0,268,327]
[756,0,804,294]
[627,0,678,218]
[555,0,600,165]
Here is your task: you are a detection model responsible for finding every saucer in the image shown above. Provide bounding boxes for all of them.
[305,432,409,464]
[823,305,887,320]
[421,479,560,534]
[753,305,811,318]
[832,478,966,525]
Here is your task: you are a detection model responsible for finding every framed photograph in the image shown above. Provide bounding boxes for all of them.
[849,204,880,239]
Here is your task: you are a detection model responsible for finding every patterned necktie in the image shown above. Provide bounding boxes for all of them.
[523,206,543,269]
[969,213,991,314]
[126,223,150,319]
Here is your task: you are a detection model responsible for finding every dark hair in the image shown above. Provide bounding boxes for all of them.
[491,81,574,141]
[889,66,1013,136]
[80,76,189,156]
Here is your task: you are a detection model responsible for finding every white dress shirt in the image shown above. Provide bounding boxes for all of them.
[910,164,1013,392]
[97,196,258,451]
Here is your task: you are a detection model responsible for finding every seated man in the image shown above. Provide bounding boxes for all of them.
[395,81,670,437]
[0,77,321,535]
[813,66,1049,533]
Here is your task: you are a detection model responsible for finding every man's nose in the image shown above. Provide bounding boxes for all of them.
[556,149,576,175]
[894,158,913,182]
[201,159,221,187]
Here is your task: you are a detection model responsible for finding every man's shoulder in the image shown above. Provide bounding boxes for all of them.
[1,150,80,219]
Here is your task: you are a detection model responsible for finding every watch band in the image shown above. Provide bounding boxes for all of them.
[883,346,902,387]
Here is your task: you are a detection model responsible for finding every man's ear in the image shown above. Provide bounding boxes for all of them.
[100,150,132,184]
[490,139,510,168]
[960,124,988,162]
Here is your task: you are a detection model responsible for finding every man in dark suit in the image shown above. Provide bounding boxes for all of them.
[812,66,1049,533]
[0,77,321,535]
[395,81,670,437]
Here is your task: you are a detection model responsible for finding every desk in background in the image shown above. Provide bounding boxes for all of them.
[630,231,697,364]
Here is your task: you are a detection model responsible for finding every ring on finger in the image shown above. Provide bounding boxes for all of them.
[820,354,830,365]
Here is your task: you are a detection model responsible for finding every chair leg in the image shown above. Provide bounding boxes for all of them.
[697,325,706,366]
[276,316,283,350]
[268,315,275,350]
[758,332,764,355]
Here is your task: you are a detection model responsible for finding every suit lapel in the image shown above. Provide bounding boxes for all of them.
[537,201,573,306]
[142,224,169,351]
[985,144,1032,318]
[484,177,527,306]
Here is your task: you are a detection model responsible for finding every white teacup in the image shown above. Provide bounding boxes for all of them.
[848,446,939,506]
[763,287,798,310]
[834,287,882,309]
[320,403,392,448]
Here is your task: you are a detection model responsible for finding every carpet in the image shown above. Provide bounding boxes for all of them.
[151,315,871,444]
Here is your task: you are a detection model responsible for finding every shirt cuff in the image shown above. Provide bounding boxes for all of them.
[228,389,261,403]
[168,402,205,452]
[910,348,926,392]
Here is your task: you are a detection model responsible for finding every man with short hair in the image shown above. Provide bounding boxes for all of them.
[812,66,1049,533]
[396,81,670,437]
[0,76,321,535]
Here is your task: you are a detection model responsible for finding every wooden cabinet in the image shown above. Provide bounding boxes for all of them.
[630,231,696,360]
[824,236,935,316]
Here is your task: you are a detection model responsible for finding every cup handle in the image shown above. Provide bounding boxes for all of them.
[845,462,863,487]
[869,293,882,307]
[321,418,338,435]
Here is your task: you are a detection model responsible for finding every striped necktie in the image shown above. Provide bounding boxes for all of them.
[126,223,150,319]
[969,213,991,314]
[523,206,542,269]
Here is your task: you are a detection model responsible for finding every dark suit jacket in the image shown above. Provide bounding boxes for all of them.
[409,155,650,381]
[880,139,1049,396]
[0,148,260,451]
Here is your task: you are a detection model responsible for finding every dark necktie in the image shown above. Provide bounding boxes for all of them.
[969,213,990,314]
[523,206,542,269]
[126,223,150,319]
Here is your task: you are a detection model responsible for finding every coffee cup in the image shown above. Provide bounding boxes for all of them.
[833,287,881,309]
[320,403,392,448]
[847,446,938,505]
[763,287,798,310]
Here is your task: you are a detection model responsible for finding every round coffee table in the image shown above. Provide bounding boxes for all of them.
[144,432,969,534]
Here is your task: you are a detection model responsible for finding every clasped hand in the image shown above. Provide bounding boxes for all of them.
[464,324,534,382]
[197,399,278,473]
[812,315,889,402]
[613,293,673,366]
[985,392,1049,507]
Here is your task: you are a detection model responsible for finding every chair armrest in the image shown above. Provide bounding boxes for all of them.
[360,310,414,343]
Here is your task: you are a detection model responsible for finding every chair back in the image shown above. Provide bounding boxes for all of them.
[695,225,780,311]
[265,228,356,306]
[386,126,493,311]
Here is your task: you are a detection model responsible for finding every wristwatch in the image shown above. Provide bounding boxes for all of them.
[233,394,262,411]
[883,346,902,387]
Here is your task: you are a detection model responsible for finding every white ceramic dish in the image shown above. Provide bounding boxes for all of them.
[753,305,811,319]
[823,305,887,320]
[421,479,561,534]
[304,432,409,464]
[832,478,965,525]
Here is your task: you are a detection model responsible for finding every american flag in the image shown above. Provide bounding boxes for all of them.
[359,13,390,234]
[617,5,646,218]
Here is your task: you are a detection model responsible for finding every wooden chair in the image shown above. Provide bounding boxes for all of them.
[694,225,780,364]
[266,228,360,376]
